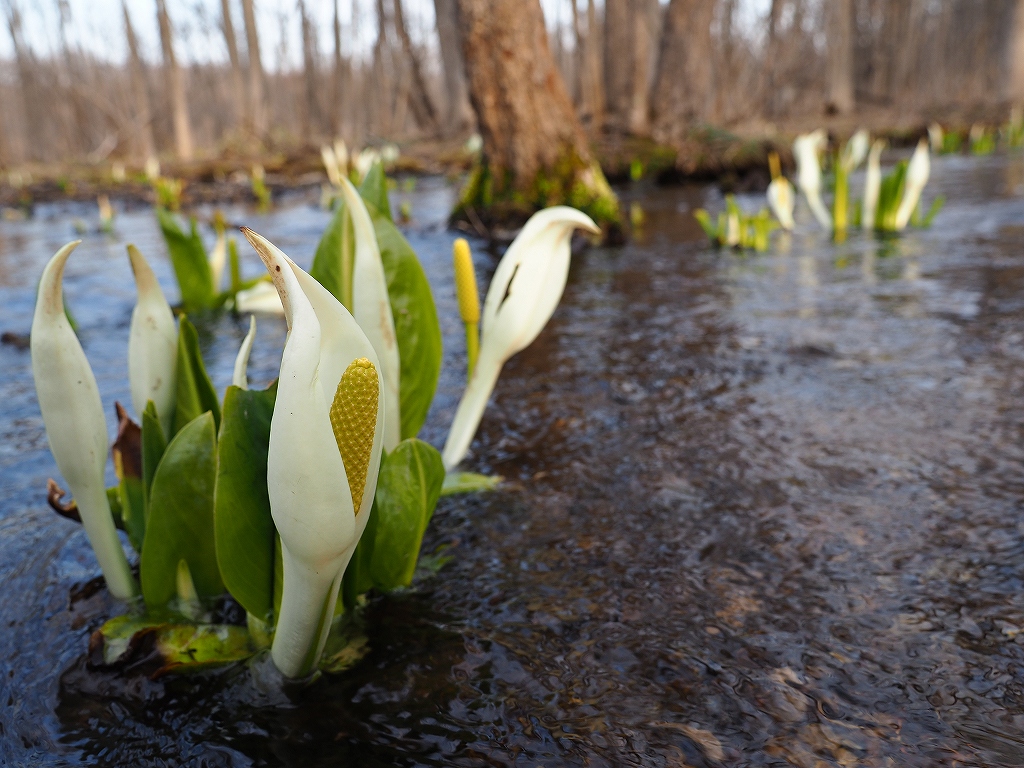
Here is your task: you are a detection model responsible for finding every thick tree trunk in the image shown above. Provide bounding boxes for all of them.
[393,0,439,135]
[434,0,474,137]
[826,0,855,114]
[122,1,155,161]
[602,0,630,132]
[453,0,618,229]
[241,0,266,139]
[155,0,193,160]
[1008,0,1024,105]
[627,0,657,135]
[219,0,247,128]
[583,0,605,130]
[651,0,715,145]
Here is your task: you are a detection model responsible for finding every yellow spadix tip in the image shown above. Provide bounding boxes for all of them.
[329,357,379,514]
[453,238,480,325]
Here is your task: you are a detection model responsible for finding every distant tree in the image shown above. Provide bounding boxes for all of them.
[218,0,247,128]
[454,0,618,229]
[651,0,715,145]
[434,0,474,137]
[240,0,266,139]
[155,0,193,160]
[1009,0,1024,106]
[826,0,854,114]
[123,1,156,161]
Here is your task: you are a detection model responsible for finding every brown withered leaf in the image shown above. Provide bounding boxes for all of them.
[112,401,142,480]
[47,478,81,523]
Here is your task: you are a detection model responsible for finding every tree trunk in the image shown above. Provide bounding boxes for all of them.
[434,0,474,137]
[583,0,605,130]
[299,0,321,141]
[392,0,439,135]
[651,0,715,145]
[5,1,41,161]
[1008,0,1024,104]
[826,0,855,114]
[331,0,348,138]
[123,0,156,161]
[240,0,266,139]
[219,0,247,128]
[453,0,618,229]
[627,0,656,135]
[155,0,193,160]
[602,0,630,132]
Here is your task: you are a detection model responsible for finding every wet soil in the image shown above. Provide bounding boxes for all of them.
[2,156,1024,766]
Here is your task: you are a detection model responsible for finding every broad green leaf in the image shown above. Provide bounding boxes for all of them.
[140,412,222,612]
[441,471,502,496]
[375,216,442,439]
[359,162,392,221]
[156,207,215,310]
[174,316,220,435]
[369,439,445,590]
[92,614,167,665]
[141,400,167,515]
[153,624,253,674]
[118,476,145,553]
[214,382,277,622]
[310,200,355,310]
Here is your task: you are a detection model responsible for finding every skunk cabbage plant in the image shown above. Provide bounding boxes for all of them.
[442,207,600,470]
[793,130,831,229]
[766,151,795,231]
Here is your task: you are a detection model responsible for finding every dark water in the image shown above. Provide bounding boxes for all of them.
[3,157,1024,766]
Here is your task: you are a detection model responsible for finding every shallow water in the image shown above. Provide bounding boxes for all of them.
[3,157,1024,766]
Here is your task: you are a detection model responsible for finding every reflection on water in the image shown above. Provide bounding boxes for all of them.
[2,160,1024,765]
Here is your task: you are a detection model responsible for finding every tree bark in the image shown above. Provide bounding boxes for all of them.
[392,0,439,135]
[602,0,630,132]
[219,0,247,127]
[1008,0,1024,104]
[299,0,321,140]
[240,0,266,139]
[434,0,474,137]
[123,0,155,161]
[4,1,40,161]
[583,0,604,130]
[826,0,855,114]
[627,0,656,135]
[651,0,715,145]
[453,0,618,229]
[331,0,348,138]
[155,0,193,160]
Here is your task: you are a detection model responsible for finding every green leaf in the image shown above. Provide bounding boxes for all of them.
[214,382,277,622]
[141,400,167,515]
[693,210,717,241]
[310,199,356,311]
[922,196,945,227]
[140,412,222,612]
[441,471,502,496]
[118,476,146,553]
[341,498,379,610]
[369,439,445,590]
[156,207,214,310]
[359,162,392,221]
[174,316,220,435]
[376,216,443,440]
[152,624,254,674]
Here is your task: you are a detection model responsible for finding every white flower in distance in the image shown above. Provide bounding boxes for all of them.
[234,279,284,315]
[442,207,600,470]
[793,130,832,230]
[127,244,178,436]
[31,241,138,599]
[895,139,931,231]
[841,129,870,173]
[862,139,886,231]
[241,228,385,679]
[767,177,795,230]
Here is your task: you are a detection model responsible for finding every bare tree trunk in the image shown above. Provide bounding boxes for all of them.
[651,0,715,144]
[454,0,618,228]
[584,0,604,130]
[241,0,266,139]
[331,0,347,137]
[155,0,193,160]
[219,0,247,127]
[627,0,655,135]
[762,0,783,116]
[123,0,155,161]
[826,0,855,114]
[299,0,320,141]
[434,0,474,137]
[603,0,630,131]
[1008,0,1024,105]
[4,0,40,161]
[393,0,439,135]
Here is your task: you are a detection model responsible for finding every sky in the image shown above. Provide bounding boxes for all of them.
[0,0,771,72]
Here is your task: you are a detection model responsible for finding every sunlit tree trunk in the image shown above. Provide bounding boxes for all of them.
[219,0,247,128]
[1008,0,1024,105]
[155,0,193,160]
[651,0,715,145]
[393,0,439,135]
[122,1,155,161]
[602,0,630,132]
[434,0,474,137]
[454,0,619,228]
[826,0,855,114]
[299,0,320,140]
[241,0,266,139]
[331,0,348,138]
[583,0,605,130]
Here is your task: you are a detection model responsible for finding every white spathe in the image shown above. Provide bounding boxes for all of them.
[862,139,885,231]
[793,130,832,230]
[442,207,600,470]
[339,176,401,451]
[232,315,257,390]
[127,244,178,437]
[31,241,138,599]
[841,129,870,172]
[766,177,795,230]
[242,228,385,679]
[895,139,931,231]
[209,228,227,293]
[234,279,284,315]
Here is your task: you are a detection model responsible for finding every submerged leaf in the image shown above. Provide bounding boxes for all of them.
[440,471,502,496]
